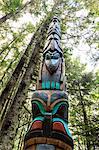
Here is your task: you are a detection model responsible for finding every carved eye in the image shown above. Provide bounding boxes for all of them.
[53,53,60,59]
[45,53,51,60]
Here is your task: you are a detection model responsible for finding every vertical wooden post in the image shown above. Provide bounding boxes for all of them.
[24,16,73,150]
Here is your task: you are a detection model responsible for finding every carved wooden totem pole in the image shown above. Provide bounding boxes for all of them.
[24,17,73,150]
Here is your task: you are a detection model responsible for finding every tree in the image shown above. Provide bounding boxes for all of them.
[0,0,98,149]
[64,51,98,149]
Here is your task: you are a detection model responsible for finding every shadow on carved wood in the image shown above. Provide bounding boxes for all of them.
[24,16,73,150]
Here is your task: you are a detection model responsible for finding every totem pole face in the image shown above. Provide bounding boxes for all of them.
[24,16,73,150]
[44,50,61,74]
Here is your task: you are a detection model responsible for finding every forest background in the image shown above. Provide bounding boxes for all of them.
[0,0,99,150]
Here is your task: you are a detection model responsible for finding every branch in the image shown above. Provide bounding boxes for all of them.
[0,0,33,24]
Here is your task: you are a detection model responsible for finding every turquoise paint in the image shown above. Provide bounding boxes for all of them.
[46,81,50,89]
[56,82,60,89]
[52,101,68,115]
[32,101,45,115]
[42,82,45,89]
[53,118,72,138]
[51,81,55,89]
[32,116,44,122]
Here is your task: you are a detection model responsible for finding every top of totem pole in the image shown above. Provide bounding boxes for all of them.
[43,15,63,57]
[51,16,60,22]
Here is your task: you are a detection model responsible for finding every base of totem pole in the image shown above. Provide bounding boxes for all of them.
[24,129,73,150]
[24,137,72,150]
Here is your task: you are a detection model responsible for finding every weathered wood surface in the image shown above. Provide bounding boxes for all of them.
[24,137,72,150]
[0,16,52,150]
[24,16,73,150]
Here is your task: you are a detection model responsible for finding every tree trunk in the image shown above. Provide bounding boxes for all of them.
[0,15,52,150]
[78,84,91,150]
[0,0,65,148]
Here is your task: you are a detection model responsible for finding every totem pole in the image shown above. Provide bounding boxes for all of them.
[24,17,73,150]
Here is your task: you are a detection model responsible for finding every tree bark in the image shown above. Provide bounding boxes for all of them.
[0,15,52,150]
[78,83,91,150]
[0,0,65,148]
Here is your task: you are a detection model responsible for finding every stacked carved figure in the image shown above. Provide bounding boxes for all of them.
[24,17,73,150]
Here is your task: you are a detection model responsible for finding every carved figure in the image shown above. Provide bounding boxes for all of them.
[24,16,73,150]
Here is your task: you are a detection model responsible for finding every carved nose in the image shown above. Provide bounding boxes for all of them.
[45,59,60,74]
[50,59,59,65]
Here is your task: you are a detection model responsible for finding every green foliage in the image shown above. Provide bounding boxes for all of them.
[62,47,98,149]
[84,0,99,16]
[0,0,98,149]
[1,0,23,13]
[25,22,36,33]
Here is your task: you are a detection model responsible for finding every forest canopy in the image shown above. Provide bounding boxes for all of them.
[0,0,99,150]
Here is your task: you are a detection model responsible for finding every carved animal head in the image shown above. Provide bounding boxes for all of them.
[44,50,61,74]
